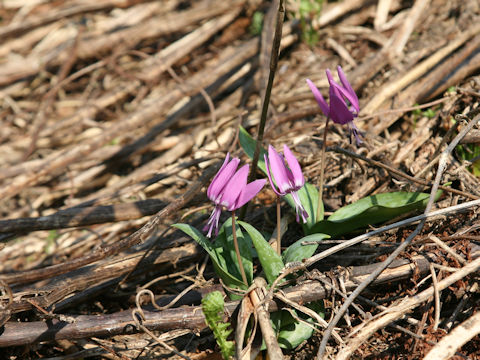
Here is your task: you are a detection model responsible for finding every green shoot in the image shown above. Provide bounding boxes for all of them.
[249,11,263,35]
[201,291,235,360]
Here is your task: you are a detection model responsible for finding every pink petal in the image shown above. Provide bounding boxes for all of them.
[283,145,304,189]
[337,66,359,113]
[306,79,330,117]
[267,145,291,194]
[233,179,267,210]
[331,81,359,115]
[329,92,354,125]
[221,164,249,210]
[265,154,283,196]
[207,156,240,202]
[325,69,341,89]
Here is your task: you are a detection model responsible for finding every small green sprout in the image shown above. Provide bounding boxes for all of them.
[202,291,234,360]
[249,11,263,36]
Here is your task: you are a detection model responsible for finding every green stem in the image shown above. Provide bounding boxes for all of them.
[232,211,248,285]
[317,117,329,222]
[276,196,281,255]
[240,0,284,220]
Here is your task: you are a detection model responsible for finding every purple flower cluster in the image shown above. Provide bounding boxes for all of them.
[204,154,266,238]
[204,146,308,237]
[306,66,362,144]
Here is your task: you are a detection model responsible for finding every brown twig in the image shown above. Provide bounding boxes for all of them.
[0,253,440,347]
[0,199,166,234]
[330,145,479,200]
[0,163,219,287]
[317,112,480,359]
[336,257,480,360]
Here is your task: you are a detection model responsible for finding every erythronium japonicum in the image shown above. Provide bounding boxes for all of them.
[306,66,361,222]
[264,144,308,254]
[204,153,266,284]
[306,66,361,144]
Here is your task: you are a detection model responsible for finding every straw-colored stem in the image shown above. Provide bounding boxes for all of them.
[276,196,281,255]
[231,211,248,285]
[317,117,329,222]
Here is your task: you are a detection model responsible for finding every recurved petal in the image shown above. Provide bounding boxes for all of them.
[221,164,249,210]
[207,155,240,201]
[233,179,266,210]
[265,154,283,196]
[267,145,291,193]
[207,153,229,196]
[330,92,354,125]
[331,80,359,115]
[306,79,330,117]
[325,68,340,89]
[283,145,304,188]
[337,66,359,113]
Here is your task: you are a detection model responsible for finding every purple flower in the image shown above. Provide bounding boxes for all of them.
[204,153,266,237]
[306,66,362,144]
[264,145,308,223]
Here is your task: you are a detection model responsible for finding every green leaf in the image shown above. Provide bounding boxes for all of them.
[238,221,284,285]
[310,191,442,237]
[223,217,253,285]
[278,300,324,349]
[172,224,246,290]
[238,126,268,174]
[277,315,314,349]
[282,233,329,264]
[214,225,239,281]
[270,308,318,349]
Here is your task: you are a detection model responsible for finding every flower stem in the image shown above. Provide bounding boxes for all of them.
[240,0,284,221]
[231,211,248,285]
[317,117,329,222]
[276,196,281,255]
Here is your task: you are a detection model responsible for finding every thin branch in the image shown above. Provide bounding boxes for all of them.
[330,146,478,200]
[0,164,219,286]
[336,257,480,360]
[0,253,438,347]
[316,112,480,358]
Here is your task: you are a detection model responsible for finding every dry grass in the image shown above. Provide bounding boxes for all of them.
[0,0,480,358]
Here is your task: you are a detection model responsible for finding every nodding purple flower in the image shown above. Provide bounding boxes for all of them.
[204,153,266,238]
[306,66,362,145]
[264,145,308,223]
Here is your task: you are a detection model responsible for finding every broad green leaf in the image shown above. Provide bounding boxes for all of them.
[238,221,284,285]
[224,218,253,285]
[238,126,267,174]
[277,316,314,349]
[282,233,330,264]
[172,224,246,290]
[310,190,442,237]
[278,301,324,349]
[214,225,239,281]
[270,306,321,349]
